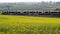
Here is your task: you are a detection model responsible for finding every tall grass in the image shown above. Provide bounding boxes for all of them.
[0,15,60,34]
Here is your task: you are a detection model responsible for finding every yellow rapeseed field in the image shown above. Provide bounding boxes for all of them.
[0,15,60,34]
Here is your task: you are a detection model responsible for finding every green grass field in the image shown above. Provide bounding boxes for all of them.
[0,15,60,34]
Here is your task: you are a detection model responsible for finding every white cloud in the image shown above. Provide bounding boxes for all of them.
[0,0,60,2]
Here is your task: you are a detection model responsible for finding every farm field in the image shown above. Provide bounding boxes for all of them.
[0,15,60,34]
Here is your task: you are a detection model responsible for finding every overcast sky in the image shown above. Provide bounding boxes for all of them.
[0,0,60,3]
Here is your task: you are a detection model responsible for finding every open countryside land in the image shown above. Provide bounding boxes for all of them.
[0,15,60,34]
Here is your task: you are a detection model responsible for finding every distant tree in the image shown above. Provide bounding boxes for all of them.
[55,8,60,10]
[5,5,11,10]
[56,2,60,4]
[41,1,45,4]
[50,1,52,4]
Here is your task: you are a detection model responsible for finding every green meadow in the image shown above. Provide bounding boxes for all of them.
[0,15,60,34]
